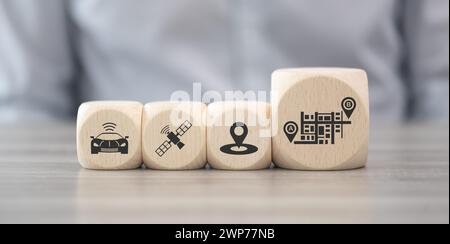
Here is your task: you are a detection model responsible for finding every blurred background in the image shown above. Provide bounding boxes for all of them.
[0,0,448,124]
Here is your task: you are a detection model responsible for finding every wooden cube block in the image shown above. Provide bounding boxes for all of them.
[272,68,369,170]
[142,102,207,170]
[207,101,272,170]
[77,101,143,170]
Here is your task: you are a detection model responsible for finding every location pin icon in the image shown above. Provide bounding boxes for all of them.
[283,121,298,143]
[230,122,248,147]
[341,97,356,119]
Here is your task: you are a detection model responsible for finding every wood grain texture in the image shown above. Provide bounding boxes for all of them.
[142,102,207,170]
[207,101,272,170]
[272,68,369,170]
[77,101,143,170]
[0,123,448,224]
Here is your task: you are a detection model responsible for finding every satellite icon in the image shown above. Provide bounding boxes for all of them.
[155,120,192,157]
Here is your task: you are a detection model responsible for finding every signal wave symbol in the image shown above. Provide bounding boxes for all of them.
[102,122,117,132]
[160,125,171,135]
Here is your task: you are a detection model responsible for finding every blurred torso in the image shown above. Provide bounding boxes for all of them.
[71,0,404,121]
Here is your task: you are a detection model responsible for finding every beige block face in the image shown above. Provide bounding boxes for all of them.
[272,68,370,170]
[142,102,207,170]
[207,102,272,170]
[77,101,143,170]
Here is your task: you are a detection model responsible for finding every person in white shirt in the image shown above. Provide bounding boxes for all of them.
[0,0,448,123]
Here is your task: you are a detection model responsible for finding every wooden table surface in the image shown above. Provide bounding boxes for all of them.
[0,123,448,224]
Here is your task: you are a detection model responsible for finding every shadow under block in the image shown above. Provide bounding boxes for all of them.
[77,101,143,170]
[271,68,370,170]
[142,102,207,170]
[207,101,272,170]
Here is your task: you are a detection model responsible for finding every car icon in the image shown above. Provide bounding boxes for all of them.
[90,132,129,154]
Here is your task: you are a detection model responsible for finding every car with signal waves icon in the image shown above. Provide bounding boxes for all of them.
[90,132,129,154]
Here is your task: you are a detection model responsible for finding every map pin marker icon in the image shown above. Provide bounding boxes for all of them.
[230,122,248,147]
[341,97,356,119]
[283,121,298,143]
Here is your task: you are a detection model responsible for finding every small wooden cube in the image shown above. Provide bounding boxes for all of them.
[142,102,207,170]
[207,101,272,170]
[272,68,369,170]
[77,101,143,170]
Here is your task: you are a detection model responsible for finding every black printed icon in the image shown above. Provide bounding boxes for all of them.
[155,120,192,157]
[341,97,356,118]
[220,122,258,155]
[283,97,356,145]
[91,122,129,154]
[284,121,299,143]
